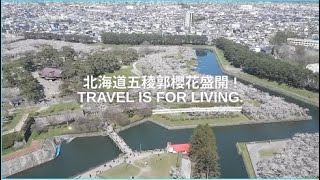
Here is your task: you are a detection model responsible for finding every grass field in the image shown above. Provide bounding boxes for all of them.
[236,143,256,178]
[2,147,15,156]
[105,65,133,78]
[99,153,181,178]
[104,65,134,92]
[212,46,319,107]
[36,101,81,116]
[258,148,278,158]
[151,113,249,127]
[4,107,39,131]
[91,43,133,49]
[5,111,26,130]
[29,124,79,140]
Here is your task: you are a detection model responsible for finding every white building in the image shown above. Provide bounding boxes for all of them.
[306,63,319,73]
[239,5,253,11]
[287,38,319,49]
[184,11,194,29]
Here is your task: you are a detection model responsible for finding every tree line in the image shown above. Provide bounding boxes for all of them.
[23,32,95,44]
[32,46,138,96]
[4,60,45,103]
[101,32,208,45]
[4,45,139,101]
[270,31,302,46]
[215,38,319,92]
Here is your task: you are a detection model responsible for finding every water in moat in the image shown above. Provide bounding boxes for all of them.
[10,50,319,178]
[10,136,121,178]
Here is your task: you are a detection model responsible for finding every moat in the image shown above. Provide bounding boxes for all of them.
[10,50,319,178]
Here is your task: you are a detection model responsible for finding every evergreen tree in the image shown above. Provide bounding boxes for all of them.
[189,124,220,178]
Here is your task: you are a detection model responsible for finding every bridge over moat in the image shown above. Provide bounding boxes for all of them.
[102,123,133,154]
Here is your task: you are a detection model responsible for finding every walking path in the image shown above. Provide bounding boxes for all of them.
[3,113,29,135]
[131,62,143,76]
[152,106,242,114]
[3,105,49,135]
[74,150,165,178]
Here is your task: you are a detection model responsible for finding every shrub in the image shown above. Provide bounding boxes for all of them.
[15,133,25,142]
[3,133,16,149]
[28,129,40,141]
[136,108,152,118]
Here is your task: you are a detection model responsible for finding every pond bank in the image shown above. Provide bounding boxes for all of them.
[8,46,319,178]
[148,116,312,130]
[4,131,107,177]
[239,133,319,178]
[2,139,57,177]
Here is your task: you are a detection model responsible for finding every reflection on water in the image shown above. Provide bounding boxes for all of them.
[196,49,224,76]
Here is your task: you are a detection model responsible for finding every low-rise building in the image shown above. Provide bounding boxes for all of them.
[166,142,190,154]
[287,38,319,49]
[39,68,63,80]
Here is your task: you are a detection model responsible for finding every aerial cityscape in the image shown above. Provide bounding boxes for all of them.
[1,1,319,179]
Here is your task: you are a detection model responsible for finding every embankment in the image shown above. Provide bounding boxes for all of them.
[2,139,57,177]
[210,47,319,107]
[3,131,107,177]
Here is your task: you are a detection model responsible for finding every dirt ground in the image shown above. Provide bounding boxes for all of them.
[31,72,62,100]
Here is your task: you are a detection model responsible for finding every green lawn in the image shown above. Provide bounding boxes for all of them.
[104,65,134,92]
[212,46,319,107]
[29,125,79,140]
[36,101,81,116]
[99,163,140,178]
[5,111,25,130]
[105,65,133,78]
[91,43,133,49]
[99,153,181,178]
[151,113,249,127]
[258,148,278,158]
[4,107,39,131]
[2,147,16,156]
[236,143,256,178]
[245,99,261,107]
[137,153,181,178]
[129,114,145,123]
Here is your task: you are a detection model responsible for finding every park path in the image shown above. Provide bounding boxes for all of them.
[152,106,243,114]
[74,150,165,178]
[131,62,143,76]
[3,113,29,135]
[3,105,49,135]
[36,106,50,112]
